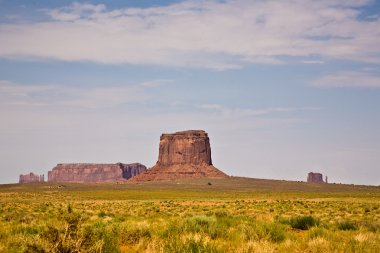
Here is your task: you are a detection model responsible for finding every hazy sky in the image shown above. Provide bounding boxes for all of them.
[1,0,380,185]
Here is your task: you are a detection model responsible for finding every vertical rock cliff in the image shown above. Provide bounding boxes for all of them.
[307,172,325,183]
[158,130,212,166]
[48,163,146,183]
[130,130,227,181]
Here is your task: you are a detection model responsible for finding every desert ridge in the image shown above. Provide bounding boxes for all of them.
[24,130,227,183]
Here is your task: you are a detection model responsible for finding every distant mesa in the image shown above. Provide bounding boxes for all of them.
[48,163,146,183]
[19,172,44,183]
[130,130,228,182]
[307,172,328,183]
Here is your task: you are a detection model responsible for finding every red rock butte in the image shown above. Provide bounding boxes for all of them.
[307,172,326,183]
[130,130,228,182]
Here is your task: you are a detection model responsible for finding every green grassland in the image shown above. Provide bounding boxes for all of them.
[1,177,380,252]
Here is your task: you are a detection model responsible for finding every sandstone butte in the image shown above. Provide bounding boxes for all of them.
[19,172,44,183]
[48,163,146,183]
[307,172,327,183]
[129,130,228,182]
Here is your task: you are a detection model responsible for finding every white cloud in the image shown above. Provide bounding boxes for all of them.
[303,60,324,64]
[199,104,224,110]
[313,71,380,88]
[199,104,321,117]
[0,80,149,108]
[0,0,379,69]
[48,3,106,21]
[140,79,174,88]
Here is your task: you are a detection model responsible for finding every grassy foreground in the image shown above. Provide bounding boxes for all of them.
[1,177,380,252]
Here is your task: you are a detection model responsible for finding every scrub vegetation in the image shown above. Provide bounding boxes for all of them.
[1,177,380,252]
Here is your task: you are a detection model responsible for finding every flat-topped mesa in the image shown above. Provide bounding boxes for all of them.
[19,172,44,183]
[158,130,212,166]
[307,172,326,183]
[130,130,228,182]
[48,163,146,183]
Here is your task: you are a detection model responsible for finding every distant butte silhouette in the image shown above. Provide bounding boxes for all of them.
[307,172,326,183]
[130,130,228,182]
[48,163,146,183]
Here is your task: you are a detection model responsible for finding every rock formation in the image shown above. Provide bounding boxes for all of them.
[307,172,326,183]
[130,130,228,181]
[19,172,44,183]
[48,163,146,183]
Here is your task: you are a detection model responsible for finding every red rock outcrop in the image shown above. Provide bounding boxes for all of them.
[130,130,227,181]
[307,172,326,183]
[158,130,212,166]
[19,172,44,183]
[48,163,146,183]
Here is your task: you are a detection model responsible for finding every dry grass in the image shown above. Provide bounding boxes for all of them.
[0,177,380,252]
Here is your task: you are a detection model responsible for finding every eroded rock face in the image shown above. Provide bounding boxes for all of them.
[130,130,227,182]
[48,163,146,183]
[307,172,325,183]
[19,173,44,183]
[159,130,212,166]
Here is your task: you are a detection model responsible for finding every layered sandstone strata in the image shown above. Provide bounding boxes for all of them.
[19,172,44,183]
[130,130,227,181]
[48,163,146,183]
[159,130,212,166]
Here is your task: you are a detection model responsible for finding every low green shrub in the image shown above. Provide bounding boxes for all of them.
[275,215,290,225]
[290,216,319,230]
[185,215,233,240]
[186,216,214,233]
[26,206,120,253]
[213,210,229,218]
[83,221,120,252]
[265,222,286,242]
[98,211,107,218]
[119,224,151,245]
[162,222,184,238]
[12,225,40,236]
[240,221,286,242]
[308,227,329,239]
[337,221,357,231]
[164,238,221,253]
[361,221,380,232]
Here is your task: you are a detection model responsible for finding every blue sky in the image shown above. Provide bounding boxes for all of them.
[0,0,380,185]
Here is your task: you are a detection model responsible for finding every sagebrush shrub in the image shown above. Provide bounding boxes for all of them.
[337,221,357,231]
[119,224,151,245]
[290,216,319,230]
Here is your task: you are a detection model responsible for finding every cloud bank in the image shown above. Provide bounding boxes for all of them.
[0,80,147,108]
[0,0,379,69]
[313,70,380,88]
